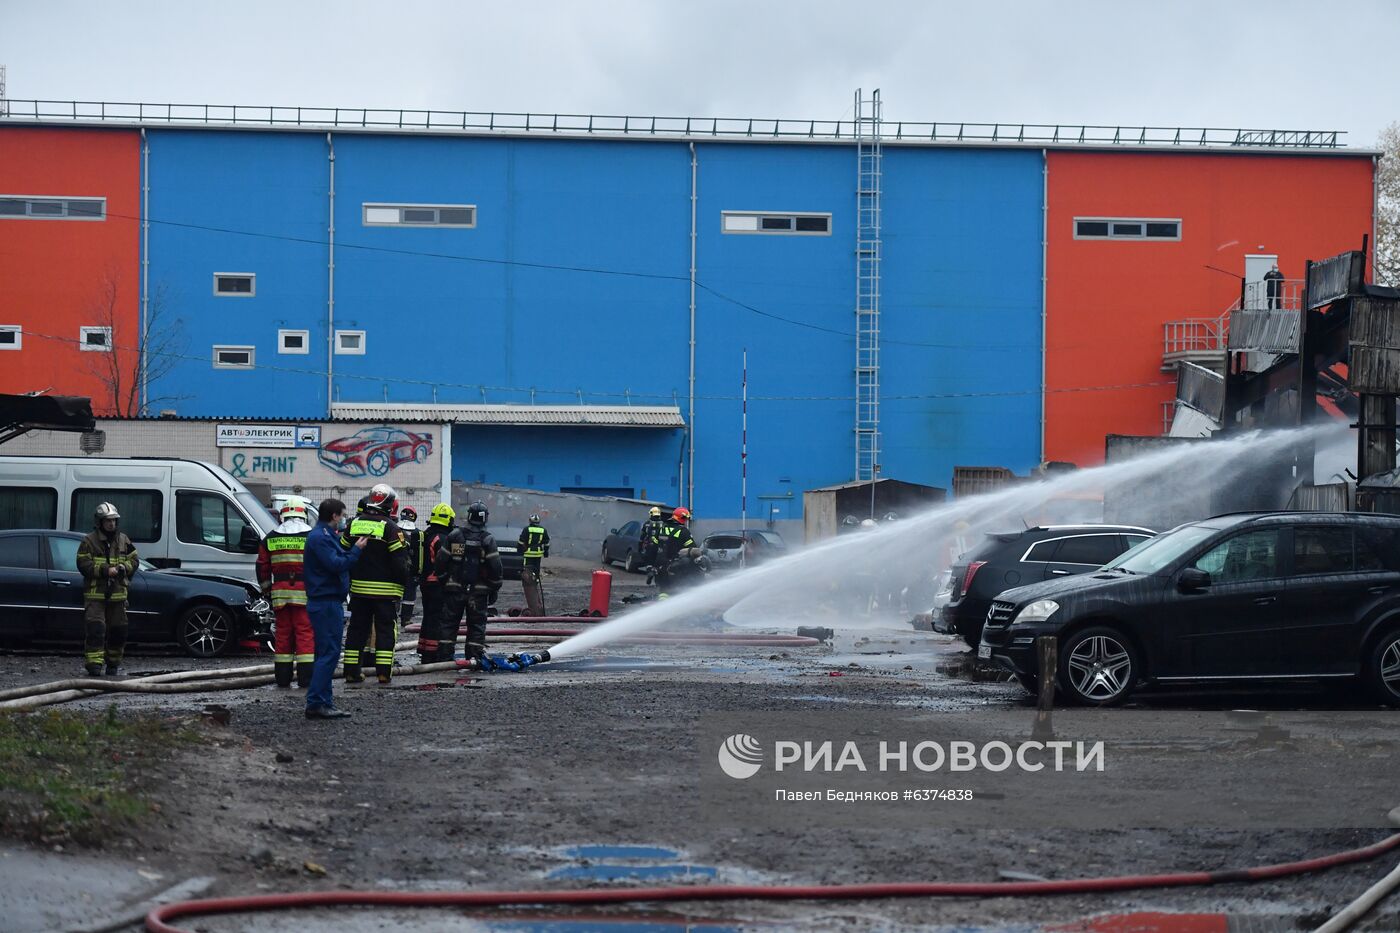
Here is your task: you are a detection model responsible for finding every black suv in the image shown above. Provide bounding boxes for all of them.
[980,512,1400,706]
[941,525,1154,647]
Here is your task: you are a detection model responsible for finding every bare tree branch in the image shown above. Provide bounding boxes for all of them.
[83,268,188,416]
[1378,121,1399,288]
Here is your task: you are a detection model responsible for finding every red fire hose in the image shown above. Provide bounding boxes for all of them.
[146,831,1400,932]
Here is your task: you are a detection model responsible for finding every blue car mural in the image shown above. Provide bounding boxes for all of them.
[317,426,433,477]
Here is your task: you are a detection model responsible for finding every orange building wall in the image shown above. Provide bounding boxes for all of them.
[0,127,140,413]
[1044,150,1374,464]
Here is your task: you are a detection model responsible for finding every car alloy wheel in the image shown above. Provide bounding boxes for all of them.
[179,604,233,658]
[600,545,611,567]
[624,550,637,573]
[1366,631,1400,706]
[1061,627,1136,706]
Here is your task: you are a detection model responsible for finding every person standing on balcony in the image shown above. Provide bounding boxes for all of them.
[1264,264,1285,310]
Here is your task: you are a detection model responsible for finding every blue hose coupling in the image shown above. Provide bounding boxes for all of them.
[507,649,551,670]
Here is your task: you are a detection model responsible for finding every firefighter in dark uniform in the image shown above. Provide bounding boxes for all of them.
[639,506,664,569]
[434,500,503,661]
[416,503,454,663]
[654,506,697,596]
[76,502,139,676]
[518,514,550,578]
[342,483,409,684]
[397,506,422,625]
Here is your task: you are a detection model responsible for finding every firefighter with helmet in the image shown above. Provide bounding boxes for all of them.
[639,506,664,569]
[654,506,698,596]
[76,502,140,676]
[415,503,455,662]
[342,484,409,683]
[434,500,503,661]
[518,513,550,578]
[397,505,422,625]
[256,495,315,688]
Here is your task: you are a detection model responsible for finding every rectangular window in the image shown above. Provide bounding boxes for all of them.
[0,326,20,350]
[0,486,58,530]
[79,326,111,352]
[0,535,41,569]
[278,329,309,354]
[1292,526,1354,576]
[334,330,365,355]
[1075,217,1181,241]
[70,489,162,543]
[0,195,106,221]
[176,491,252,553]
[723,211,831,236]
[213,273,255,296]
[213,345,255,369]
[361,203,476,228]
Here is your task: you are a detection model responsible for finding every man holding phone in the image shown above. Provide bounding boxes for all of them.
[303,498,368,720]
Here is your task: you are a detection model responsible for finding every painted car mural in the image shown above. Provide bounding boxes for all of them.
[317,426,433,477]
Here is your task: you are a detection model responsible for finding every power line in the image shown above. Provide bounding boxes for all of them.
[23,327,1169,404]
[89,208,1051,352]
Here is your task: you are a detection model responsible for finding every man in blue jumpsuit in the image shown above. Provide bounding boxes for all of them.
[303,498,367,720]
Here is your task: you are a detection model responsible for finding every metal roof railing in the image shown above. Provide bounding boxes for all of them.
[0,99,1348,148]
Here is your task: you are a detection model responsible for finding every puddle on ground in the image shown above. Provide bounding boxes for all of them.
[546,844,719,883]
[563,845,680,860]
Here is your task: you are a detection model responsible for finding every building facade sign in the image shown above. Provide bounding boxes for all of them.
[216,423,321,448]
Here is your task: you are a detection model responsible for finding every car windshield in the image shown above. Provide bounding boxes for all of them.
[236,492,280,535]
[1108,524,1219,574]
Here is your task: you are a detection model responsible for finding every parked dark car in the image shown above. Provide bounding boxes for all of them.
[942,524,1155,647]
[0,529,272,658]
[489,527,523,580]
[980,512,1400,707]
[703,529,788,570]
[602,520,646,572]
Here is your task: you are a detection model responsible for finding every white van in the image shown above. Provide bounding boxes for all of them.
[0,457,278,582]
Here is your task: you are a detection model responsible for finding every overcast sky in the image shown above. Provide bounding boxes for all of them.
[2,0,1396,145]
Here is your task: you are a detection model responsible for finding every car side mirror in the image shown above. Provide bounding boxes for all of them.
[610,529,618,535]
[239,525,262,554]
[1178,567,1211,592]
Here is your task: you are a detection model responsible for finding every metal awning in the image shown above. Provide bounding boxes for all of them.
[329,403,685,428]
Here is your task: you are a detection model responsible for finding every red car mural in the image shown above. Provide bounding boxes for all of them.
[317,427,433,478]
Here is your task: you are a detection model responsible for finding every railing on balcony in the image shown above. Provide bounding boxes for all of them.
[1163,315,1230,356]
[1242,278,1305,312]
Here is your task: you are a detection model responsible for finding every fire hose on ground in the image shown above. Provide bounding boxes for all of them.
[143,814,1400,933]
[0,626,822,711]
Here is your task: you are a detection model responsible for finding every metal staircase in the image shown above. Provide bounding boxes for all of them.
[854,89,882,481]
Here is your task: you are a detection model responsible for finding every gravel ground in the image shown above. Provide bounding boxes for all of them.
[2,560,1398,932]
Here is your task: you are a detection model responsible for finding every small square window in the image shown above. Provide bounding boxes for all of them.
[0,326,20,350]
[795,216,829,233]
[1145,221,1180,238]
[278,329,309,355]
[401,208,437,224]
[213,345,255,369]
[0,200,24,216]
[79,326,111,351]
[214,273,255,296]
[437,207,474,226]
[760,216,794,231]
[66,200,104,218]
[28,200,64,216]
[1111,222,1145,237]
[723,214,759,232]
[364,206,400,224]
[1075,220,1109,237]
[335,330,366,355]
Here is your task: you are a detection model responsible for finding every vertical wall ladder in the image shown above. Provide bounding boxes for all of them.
[854,88,883,481]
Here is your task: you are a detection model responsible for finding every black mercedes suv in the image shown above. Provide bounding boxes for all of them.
[941,524,1155,647]
[980,512,1400,706]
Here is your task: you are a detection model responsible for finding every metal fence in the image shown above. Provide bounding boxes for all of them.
[0,99,1349,147]
[1242,278,1304,312]
[1164,317,1229,355]
[1176,361,1225,421]
[1228,308,1301,352]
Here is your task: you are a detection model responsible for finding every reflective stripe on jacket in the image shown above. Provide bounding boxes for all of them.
[343,515,409,599]
[257,533,308,607]
[77,530,139,602]
[519,525,549,558]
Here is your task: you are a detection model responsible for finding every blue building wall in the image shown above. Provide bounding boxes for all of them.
[147,130,329,415]
[143,129,1046,519]
[452,426,684,501]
